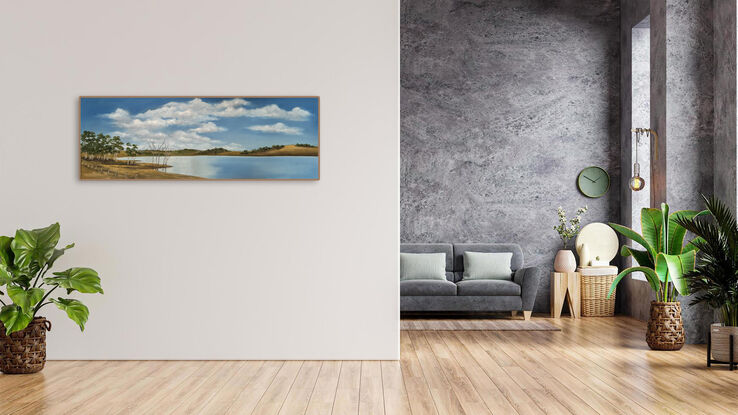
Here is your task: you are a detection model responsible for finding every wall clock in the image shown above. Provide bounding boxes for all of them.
[577,166,610,198]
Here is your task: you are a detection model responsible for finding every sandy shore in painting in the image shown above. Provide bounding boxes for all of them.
[80,160,203,180]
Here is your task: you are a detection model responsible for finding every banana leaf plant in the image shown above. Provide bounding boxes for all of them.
[0,223,103,334]
[607,203,706,302]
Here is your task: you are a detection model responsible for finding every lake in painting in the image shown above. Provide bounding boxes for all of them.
[119,156,318,179]
[79,96,319,180]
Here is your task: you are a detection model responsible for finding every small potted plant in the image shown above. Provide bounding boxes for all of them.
[553,205,588,272]
[0,223,102,374]
[676,195,738,363]
[608,203,704,350]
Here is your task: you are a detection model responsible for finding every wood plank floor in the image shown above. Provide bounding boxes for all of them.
[2,316,737,414]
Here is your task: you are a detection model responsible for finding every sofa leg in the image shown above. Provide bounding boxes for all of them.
[523,311,532,321]
[511,311,518,317]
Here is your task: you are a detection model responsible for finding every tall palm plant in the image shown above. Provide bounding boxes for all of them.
[676,195,738,326]
[607,203,705,302]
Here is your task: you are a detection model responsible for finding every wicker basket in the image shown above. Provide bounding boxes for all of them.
[0,317,51,374]
[580,274,616,317]
[646,302,684,350]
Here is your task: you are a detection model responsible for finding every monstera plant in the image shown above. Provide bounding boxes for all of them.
[0,223,103,334]
[608,203,705,350]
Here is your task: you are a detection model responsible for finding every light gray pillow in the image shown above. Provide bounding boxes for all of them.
[400,253,446,280]
[463,251,513,280]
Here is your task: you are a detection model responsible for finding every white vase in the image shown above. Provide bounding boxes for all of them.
[711,323,738,363]
[554,250,577,273]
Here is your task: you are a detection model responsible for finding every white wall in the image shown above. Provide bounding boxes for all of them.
[0,0,399,359]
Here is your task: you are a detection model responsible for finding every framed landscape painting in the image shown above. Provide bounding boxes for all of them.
[79,96,319,180]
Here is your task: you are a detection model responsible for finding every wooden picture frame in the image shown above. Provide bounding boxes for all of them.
[79,96,320,181]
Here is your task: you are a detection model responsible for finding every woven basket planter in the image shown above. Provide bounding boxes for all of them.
[646,302,684,350]
[581,274,616,317]
[0,317,51,374]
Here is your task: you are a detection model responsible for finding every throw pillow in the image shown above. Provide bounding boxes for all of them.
[400,253,446,280]
[462,251,513,280]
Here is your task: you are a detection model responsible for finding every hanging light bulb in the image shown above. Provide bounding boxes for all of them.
[630,162,645,191]
[630,130,645,191]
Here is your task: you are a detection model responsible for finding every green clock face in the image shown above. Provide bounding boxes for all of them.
[577,166,610,198]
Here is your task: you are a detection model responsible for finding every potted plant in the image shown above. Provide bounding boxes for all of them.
[553,205,588,272]
[675,195,738,363]
[608,203,704,350]
[0,223,103,374]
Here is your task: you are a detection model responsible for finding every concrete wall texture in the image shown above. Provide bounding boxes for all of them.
[664,0,716,343]
[714,0,738,214]
[401,0,621,313]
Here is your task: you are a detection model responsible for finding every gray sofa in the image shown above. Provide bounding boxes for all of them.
[400,243,542,319]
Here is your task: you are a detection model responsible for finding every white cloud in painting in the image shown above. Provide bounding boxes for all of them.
[248,123,303,135]
[240,104,311,121]
[134,98,250,126]
[101,98,312,150]
[189,122,226,133]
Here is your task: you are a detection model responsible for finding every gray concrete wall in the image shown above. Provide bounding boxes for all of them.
[714,0,738,214]
[661,0,715,344]
[664,0,714,212]
[401,0,621,313]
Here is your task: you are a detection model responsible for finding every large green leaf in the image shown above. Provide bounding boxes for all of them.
[0,264,12,285]
[10,223,60,271]
[607,266,661,298]
[0,305,33,335]
[609,223,656,261]
[667,210,707,255]
[7,286,45,314]
[620,245,654,268]
[658,251,696,296]
[51,298,89,331]
[655,253,669,282]
[641,208,663,254]
[46,268,103,294]
[0,264,32,288]
[0,236,13,267]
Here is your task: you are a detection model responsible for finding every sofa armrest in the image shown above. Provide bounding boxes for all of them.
[514,266,542,311]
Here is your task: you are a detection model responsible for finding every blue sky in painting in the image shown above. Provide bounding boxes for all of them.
[80,97,319,151]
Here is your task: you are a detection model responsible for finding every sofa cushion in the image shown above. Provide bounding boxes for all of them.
[401,253,447,281]
[462,251,513,280]
[401,280,457,296]
[401,243,454,272]
[456,280,521,296]
[454,243,524,272]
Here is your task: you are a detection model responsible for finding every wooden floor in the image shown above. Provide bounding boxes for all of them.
[2,316,737,414]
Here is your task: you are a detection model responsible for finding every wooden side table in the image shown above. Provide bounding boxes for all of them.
[550,272,581,318]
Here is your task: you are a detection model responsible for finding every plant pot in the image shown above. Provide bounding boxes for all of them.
[554,250,576,273]
[0,317,51,374]
[710,323,738,363]
[646,302,684,350]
